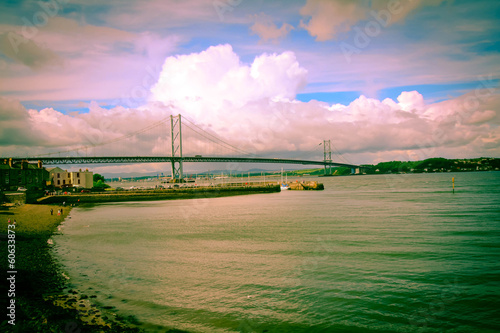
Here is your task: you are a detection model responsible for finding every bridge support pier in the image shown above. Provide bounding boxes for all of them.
[323,140,332,175]
[324,164,332,175]
[170,114,183,181]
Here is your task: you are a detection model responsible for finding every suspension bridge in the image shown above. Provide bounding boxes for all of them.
[6,114,361,179]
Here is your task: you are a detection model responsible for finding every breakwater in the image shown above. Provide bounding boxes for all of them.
[287,181,324,190]
[39,185,280,204]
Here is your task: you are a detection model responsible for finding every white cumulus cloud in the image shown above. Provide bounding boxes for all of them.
[150,44,308,122]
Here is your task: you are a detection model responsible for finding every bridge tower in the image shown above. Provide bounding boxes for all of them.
[170,114,183,181]
[323,139,332,175]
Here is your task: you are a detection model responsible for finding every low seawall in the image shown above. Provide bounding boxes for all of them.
[3,192,26,204]
[38,185,280,204]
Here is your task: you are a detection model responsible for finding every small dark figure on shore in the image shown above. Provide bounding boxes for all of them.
[50,208,53,215]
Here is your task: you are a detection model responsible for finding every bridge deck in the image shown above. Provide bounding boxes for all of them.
[7,156,359,168]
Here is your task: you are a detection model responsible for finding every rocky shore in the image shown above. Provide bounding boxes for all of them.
[0,204,146,332]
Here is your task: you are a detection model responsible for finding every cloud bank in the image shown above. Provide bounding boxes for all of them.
[1,45,499,172]
[0,16,179,101]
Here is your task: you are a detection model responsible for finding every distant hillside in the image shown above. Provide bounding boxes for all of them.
[281,157,500,177]
[362,157,500,174]
[282,167,352,177]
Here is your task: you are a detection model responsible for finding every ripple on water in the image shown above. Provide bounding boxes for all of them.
[52,172,500,332]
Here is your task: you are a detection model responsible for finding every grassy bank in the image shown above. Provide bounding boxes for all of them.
[0,204,145,332]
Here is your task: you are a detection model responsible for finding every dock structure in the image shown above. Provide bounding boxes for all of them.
[38,185,281,204]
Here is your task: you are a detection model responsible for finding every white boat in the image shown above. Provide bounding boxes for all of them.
[280,168,290,191]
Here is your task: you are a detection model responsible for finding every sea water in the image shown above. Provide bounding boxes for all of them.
[52,172,500,332]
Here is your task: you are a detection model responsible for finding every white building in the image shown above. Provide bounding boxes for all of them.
[48,167,93,188]
[70,169,93,188]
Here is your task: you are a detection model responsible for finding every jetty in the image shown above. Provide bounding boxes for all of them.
[37,185,280,204]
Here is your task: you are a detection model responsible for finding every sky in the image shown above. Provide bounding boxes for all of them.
[0,0,499,174]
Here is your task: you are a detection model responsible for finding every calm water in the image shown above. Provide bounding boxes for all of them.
[52,172,500,332]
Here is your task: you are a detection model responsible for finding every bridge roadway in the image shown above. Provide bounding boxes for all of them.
[12,156,359,168]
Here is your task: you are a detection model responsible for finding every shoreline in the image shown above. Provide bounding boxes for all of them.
[0,203,144,332]
[1,188,280,332]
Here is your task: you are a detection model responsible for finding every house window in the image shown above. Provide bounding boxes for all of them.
[77,172,80,177]
[57,180,60,185]
[78,179,81,184]
[57,173,60,178]
[63,180,66,185]
[68,174,70,178]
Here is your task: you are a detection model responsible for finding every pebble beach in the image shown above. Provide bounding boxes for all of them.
[0,203,145,332]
